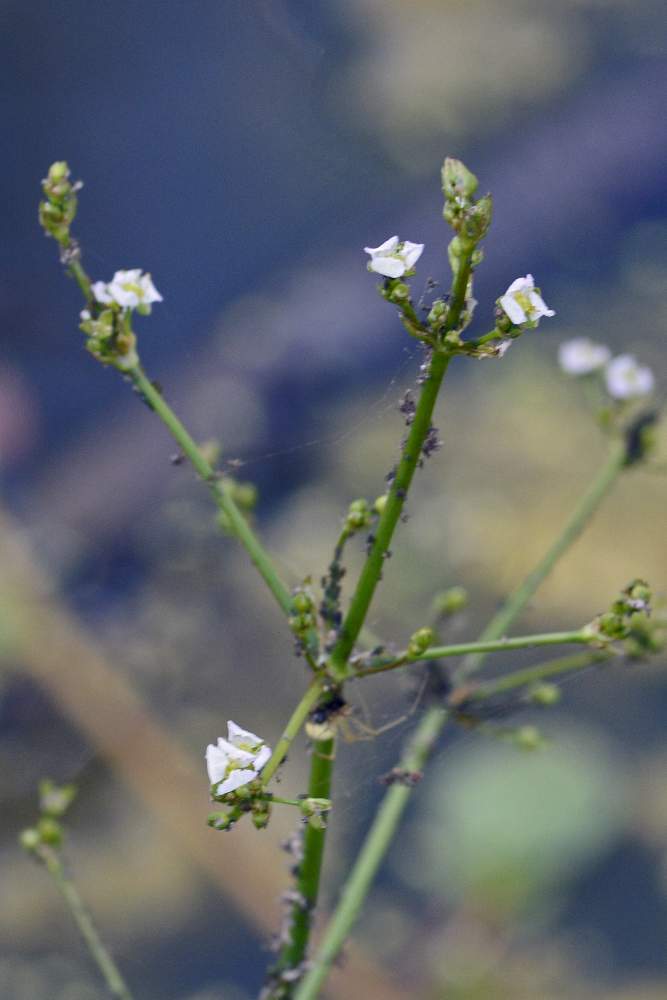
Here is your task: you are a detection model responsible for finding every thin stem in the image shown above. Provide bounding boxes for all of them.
[261,678,326,786]
[68,257,94,307]
[274,736,336,987]
[455,436,628,682]
[328,253,474,682]
[353,629,591,677]
[466,649,614,701]
[129,366,294,619]
[294,709,446,1000]
[328,348,453,680]
[264,795,305,808]
[301,439,628,990]
[37,845,133,1000]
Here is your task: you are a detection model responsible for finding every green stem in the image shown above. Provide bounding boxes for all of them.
[264,795,306,808]
[294,710,446,1000]
[275,736,336,987]
[455,437,628,683]
[467,649,614,701]
[328,348,453,680]
[354,629,591,677]
[328,253,475,682]
[301,440,628,992]
[261,678,326,786]
[326,266,474,682]
[129,365,293,618]
[68,257,94,306]
[38,846,133,1000]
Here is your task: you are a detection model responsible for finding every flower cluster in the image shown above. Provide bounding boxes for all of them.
[559,338,655,400]
[92,269,162,315]
[206,721,271,796]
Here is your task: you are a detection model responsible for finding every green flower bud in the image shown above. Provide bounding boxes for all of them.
[426,298,447,329]
[431,586,468,617]
[408,627,436,658]
[207,810,236,831]
[230,481,257,511]
[37,817,63,846]
[345,498,372,532]
[528,683,561,707]
[441,158,479,201]
[292,590,314,615]
[513,725,544,751]
[462,195,493,242]
[373,494,388,516]
[596,611,628,640]
[19,827,41,853]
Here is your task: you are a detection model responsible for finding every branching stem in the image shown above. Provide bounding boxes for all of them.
[353,629,594,677]
[299,439,628,993]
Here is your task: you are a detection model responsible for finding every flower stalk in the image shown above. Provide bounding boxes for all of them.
[351,628,598,678]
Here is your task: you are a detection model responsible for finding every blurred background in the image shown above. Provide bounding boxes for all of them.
[1,1,666,997]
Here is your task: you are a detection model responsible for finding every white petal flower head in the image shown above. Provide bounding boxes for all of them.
[364,236,425,278]
[92,269,163,313]
[500,274,555,327]
[205,720,271,795]
[605,354,655,400]
[558,338,611,376]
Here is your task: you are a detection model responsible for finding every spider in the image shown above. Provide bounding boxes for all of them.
[305,677,428,746]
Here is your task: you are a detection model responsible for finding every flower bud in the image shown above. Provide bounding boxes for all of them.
[441,158,479,201]
[528,683,561,707]
[19,827,41,853]
[37,817,63,846]
[462,195,493,242]
[230,481,257,511]
[345,498,372,532]
[432,586,468,617]
[292,590,314,615]
[373,494,388,516]
[207,810,236,831]
[513,725,544,751]
[408,627,436,658]
[427,298,447,329]
[252,810,270,830]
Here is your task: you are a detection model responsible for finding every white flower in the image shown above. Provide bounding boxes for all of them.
[364,236,424,278]
[92,269,163,312]
[605,354,655,400]
[499,274,555,327]
[558,338,611,375]
[205,720,271,795]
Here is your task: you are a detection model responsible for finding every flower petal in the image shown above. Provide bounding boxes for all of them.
[364,236,399,256]
[499,292,527,325]
[92,281,112,304]
[368,256,405,278]
[253,744,272,772]
[227,720,263,748]
[206,744,230,784]
[215,768,258,795]
[401,241,425,270]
